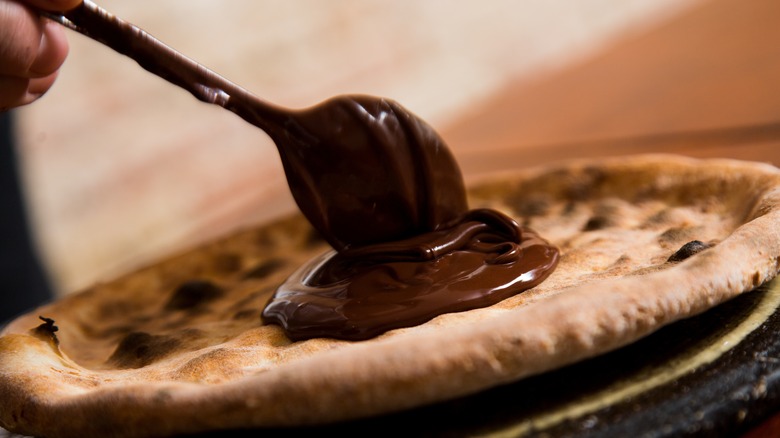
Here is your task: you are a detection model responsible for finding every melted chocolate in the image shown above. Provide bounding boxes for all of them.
[55,2,559,342]
[263,210,558,341]
[256,99,559,340]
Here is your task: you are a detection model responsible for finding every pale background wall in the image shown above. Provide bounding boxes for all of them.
[15,0,701,295]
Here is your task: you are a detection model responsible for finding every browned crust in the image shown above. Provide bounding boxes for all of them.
[2,154,780,438]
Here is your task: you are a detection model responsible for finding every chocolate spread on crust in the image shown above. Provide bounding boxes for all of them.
[264,209,559,341]
[58,4,558,341]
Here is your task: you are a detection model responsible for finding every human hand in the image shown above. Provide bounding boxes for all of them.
[0,0,82,111]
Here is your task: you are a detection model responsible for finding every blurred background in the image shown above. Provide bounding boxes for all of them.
[4,0,780,312]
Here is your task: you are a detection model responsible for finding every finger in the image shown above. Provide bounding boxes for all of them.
[0,0,42,76]
[28,19,69,77]
[0,70,58,111]
[0,0,41,76]
[0,1,69,78]
[21,0,81,12]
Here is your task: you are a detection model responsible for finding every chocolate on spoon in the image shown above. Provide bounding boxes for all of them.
[43,0,468,250]
[45,1,559,341]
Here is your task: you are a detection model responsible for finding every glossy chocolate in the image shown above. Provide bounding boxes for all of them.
[55,2,559,341]
[263,95,469,251]
[263,209,559,341]
[257,100,560,340]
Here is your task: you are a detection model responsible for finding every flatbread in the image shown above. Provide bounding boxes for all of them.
[2,154,780,438]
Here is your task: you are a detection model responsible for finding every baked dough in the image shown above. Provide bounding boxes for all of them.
[2,154,780,438]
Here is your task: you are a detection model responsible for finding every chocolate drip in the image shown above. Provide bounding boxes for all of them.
[50,2,558,342]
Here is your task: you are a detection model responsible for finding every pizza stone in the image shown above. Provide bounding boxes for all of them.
[2,154,780,438]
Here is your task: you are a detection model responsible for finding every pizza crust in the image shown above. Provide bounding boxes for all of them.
[2,154,780,437]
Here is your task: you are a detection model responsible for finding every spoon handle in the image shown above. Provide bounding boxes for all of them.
[41,0,282,128]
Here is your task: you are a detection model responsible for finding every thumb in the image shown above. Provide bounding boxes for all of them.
[0,0,70,110]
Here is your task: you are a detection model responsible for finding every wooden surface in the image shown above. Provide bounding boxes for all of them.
[443,0,780,179]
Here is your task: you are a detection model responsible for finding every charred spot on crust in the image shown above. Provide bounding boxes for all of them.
[583,216,612,231]
[242,258,286,280]
[667,240,712,262]
[108,332,181,369]
[32,316,60,347]
[164,280,223,311]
